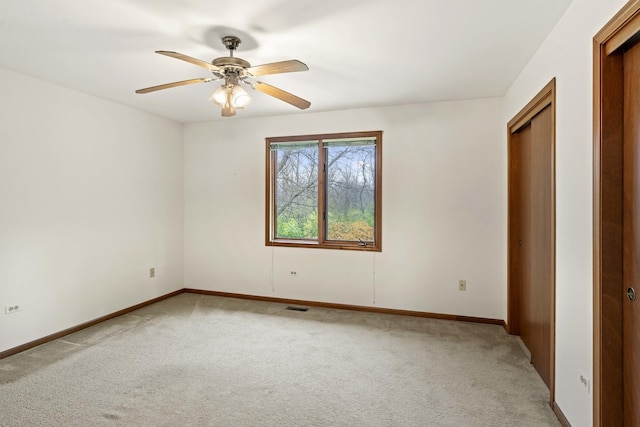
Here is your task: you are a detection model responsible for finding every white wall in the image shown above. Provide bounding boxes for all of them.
[0,1,619,420]
[184,98,506,320]
[0,67,184,353]
[503,0,628,425]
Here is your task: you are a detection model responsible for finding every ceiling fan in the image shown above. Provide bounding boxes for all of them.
[136,36,311,117]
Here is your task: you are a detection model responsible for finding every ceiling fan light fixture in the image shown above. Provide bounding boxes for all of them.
[210,83,251,111]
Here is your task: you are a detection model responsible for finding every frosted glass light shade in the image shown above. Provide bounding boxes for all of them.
[231,85,251,109]
[210,86,228,107]
[210,84,251,110]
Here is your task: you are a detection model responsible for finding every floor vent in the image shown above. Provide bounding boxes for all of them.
[286,306,309,312]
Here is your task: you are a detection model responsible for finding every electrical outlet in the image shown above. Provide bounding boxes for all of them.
[579,372,590,393]
[150,267,155,278]
[290,271,297,277]
[458,280,467,291]
[4,304,21,314]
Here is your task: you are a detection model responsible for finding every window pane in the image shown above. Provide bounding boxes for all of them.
[326,144,376,242]
[274,142,319,239]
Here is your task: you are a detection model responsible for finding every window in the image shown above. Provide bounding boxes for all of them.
[266,131,382,251]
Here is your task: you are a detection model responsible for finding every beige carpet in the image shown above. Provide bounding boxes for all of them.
[0,293,560,426]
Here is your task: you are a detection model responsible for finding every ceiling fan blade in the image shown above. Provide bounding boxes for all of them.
[253,82,311,109]
[156,51,220,73]
[135,78,214,94]
[247,60,308,76]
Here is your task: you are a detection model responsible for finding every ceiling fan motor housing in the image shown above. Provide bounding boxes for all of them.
[212,57,251,69]
[212,57,251,82]
[213,36,251,80]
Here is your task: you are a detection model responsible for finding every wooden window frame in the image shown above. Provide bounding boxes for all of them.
[265,130,382,252]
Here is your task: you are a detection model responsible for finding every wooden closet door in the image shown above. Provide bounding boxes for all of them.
[622,40,640,426]
[515,105,553,389]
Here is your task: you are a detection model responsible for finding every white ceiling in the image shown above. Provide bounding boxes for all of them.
[0,0,573,123]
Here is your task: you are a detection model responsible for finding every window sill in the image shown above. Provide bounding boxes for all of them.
[266,240,381,252]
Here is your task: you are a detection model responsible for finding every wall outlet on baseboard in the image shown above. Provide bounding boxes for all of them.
[458,280,467,291]
[5,304,21,314]
[150,267,155,278]
[290,270,297,277]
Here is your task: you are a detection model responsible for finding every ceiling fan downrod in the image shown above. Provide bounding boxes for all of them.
[212,36,250,69]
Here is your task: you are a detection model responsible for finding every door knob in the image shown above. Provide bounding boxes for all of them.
[628,287,637,302]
